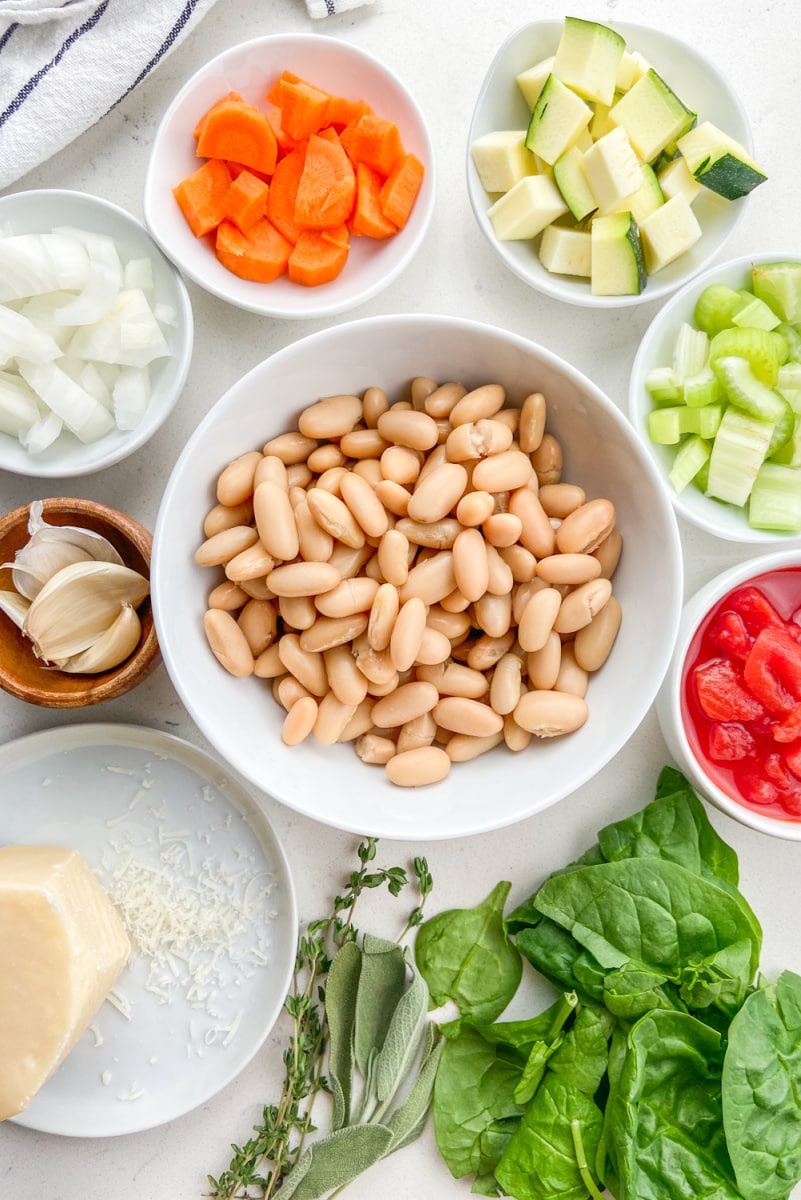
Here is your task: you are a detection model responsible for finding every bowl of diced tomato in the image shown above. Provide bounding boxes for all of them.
[143,34,435,318]
[657,548,801,839]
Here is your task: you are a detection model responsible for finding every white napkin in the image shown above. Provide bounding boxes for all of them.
[0,0,220,191]
[304,0,375,19]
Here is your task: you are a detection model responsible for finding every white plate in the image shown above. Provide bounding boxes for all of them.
[0,722,297,1137]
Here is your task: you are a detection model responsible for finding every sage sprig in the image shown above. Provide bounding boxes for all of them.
[206,840,434,1200]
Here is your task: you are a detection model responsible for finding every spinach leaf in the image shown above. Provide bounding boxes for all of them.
[512,917,606,1003]
[495,1071,604,1200]
[532,857,762,992]
[723,969,801,1200]
[548,1005,610,1097]
[678,939,755,1018]
[604,1008,740,1200]
[601,962,684,1021]
[415,880,522,1024]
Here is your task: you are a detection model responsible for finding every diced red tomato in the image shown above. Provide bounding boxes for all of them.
[707,722,755,761]
[772,702,801,744]
[728,585,795,638]
[693,659,766,721]
[743,626,801,715]
[709,609,752,660]
[785,742,801,780]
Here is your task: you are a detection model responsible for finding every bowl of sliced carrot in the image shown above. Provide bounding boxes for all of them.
[143,34,435,319]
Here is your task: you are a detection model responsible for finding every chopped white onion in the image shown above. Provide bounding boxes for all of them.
[52,227,123,327]
[0,370,41,436]
[17,358,116,443]
[19,409,63,454]
[0,305,62,368]
[0,232,89,302]
[112,365,151,431]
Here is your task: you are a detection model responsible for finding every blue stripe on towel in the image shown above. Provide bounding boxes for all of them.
[113,0,201,107]
[0,0,110,130]
[0,24,17,53]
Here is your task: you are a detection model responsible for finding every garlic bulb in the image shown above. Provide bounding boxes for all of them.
[1,502,149,675]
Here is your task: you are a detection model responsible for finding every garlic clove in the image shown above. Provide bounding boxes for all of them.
[23,560,149,664]
[60,602,141,674]
[9,540,96,601]
[0,589,31,629]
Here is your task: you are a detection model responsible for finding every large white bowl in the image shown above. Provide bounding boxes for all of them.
[0,189,193,479]
[143,34,435,319]
[630,252,801,543]
[152,314,683,841]
[467,19,757,310]
[657,548,801,841]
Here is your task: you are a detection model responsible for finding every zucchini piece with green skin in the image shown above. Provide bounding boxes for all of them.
[525,75,592,166]
[583,126,642,212]
[515,56,555,110]
[607,161,664,224]
[553,144,597,221]
[608,68,696,164]
[591,211,645,296]
[676,121,767,200]
[551,16,625,106]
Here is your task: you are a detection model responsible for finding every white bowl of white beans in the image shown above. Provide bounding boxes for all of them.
[152,314,683,839]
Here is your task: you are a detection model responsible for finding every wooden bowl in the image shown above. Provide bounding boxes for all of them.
[0,499,159,708]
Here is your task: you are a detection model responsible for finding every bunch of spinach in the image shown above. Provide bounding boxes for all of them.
[415,767,801,1200]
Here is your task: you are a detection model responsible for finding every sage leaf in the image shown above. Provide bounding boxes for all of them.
[325,939,362,1129]
[386,1021,443,1153]
[353,933,406,1076]
[415,880,521,1024]
[723,969,801,1200]
[271,1123,393,1200]
[372,951,429,1120]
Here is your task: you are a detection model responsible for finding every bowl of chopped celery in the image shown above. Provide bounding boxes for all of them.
[630,252,801,543]
[0,189,193,478]
[467,17,764,308]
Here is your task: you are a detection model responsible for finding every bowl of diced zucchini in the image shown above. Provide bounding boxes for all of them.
[629,252,801,541]
[467,17,766,308]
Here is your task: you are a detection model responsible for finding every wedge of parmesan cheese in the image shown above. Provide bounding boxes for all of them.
[0,845,130,1121]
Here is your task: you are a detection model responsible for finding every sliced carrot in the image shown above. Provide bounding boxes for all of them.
[215,217,293,283]
[351,162,398,239]
[288,225,350,287]
[277,77,331,142]
[266,146,306,244]
[225,160,271,183]
[223,169,270,233]
[339,113,405,176]
[193,91,244,140]
[173,158,232,237]
[325,94,372,130]
[197,100,278,176]
[294,129,356,230]
[266,69,305,107]
[379,152,424,230]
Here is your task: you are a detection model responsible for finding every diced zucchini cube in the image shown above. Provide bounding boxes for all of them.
[552,16,626,106]
[677,121,767,200]
[615,49,652,93]
[516,56,555,110]
[525,74,592,166]
[639,194,702,274]
[657,155,702,205]
[589,98,619,142]
[470,130,538,194]
[607,162,665,224]
[486,174,568,240]
[590,211,646,296]
[553,144,598,221]
[582,126,642,213]
[539,225,592,277]
[609,69,696,163]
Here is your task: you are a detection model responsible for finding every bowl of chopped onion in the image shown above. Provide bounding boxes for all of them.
[0,188,194,478]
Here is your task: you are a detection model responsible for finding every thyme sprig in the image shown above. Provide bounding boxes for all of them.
[206,838,432,1200]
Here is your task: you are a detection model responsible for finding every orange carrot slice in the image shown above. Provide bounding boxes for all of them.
[351,163,398,239]
[266,146,306,244]
[223,169,270,233]
[173,158,232,237]
[277,77,331,142]
[325,95,372,130]
[193,91,244,140]
[340,113,405,176]
[197,100,278,176]
[379,152,424,229]
[266,69,306,107]
[288,225,350,287]
[215,217,293,283]
[294,129,356,229]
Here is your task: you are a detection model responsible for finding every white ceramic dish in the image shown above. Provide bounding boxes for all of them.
[1,722,297,1136]
[152,313,684,841]
[0,189,193,479]
[467,19,756,309]
[143,34,435,319]
[630,251,801,543]
[657,548,801,841]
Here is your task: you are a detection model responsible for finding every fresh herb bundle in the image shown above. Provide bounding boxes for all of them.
[207,840,436,1200]
[415,767,801,1200]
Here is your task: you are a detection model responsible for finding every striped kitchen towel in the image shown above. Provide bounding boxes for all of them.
[305,0,375,17]
[0,0,220,191]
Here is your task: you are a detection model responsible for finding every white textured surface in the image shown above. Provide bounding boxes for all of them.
[1,0,801,1196]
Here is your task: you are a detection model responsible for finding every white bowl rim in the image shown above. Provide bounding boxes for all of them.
[663,546,801,840]
[152,311,685,840]
[143,32,436,320]
[0,187,194,479]
[466,16,755,310]
[629,249,801,544]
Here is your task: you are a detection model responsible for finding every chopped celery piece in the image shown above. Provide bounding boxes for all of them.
[683,365,720,407]
[672,321,708,378]
[778,361,801,392]
[732,295,782,331]
[748,462,801,531]
[778,323,801,361]
[648,404,722,444]
[693,458,710,493]
[668,434,711,493]
[708,326,785,384]
[751,261,801,324]
[693,283,742,336]
[779,389,801,416]
[769,415,801,467]
[685,404,724,439]
[706,407,774,506]
[645,365,682,405]
[711,355,788,422]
